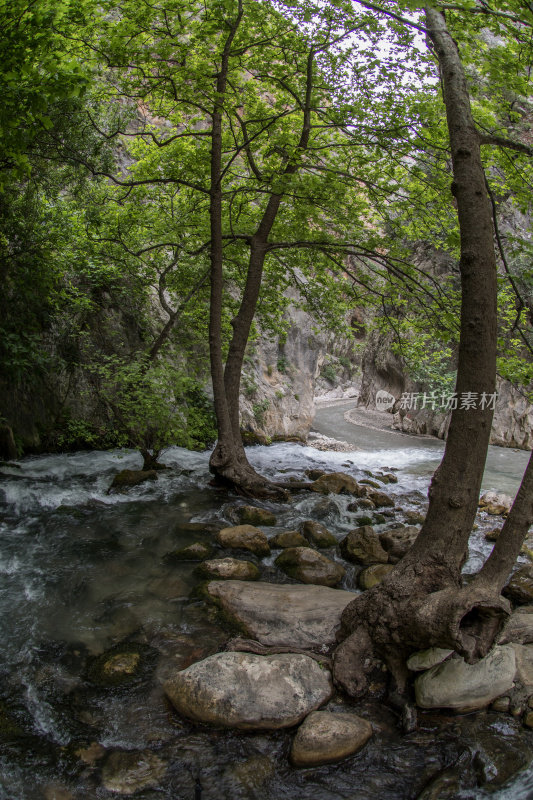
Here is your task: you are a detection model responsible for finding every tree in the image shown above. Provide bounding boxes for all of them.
[333,1,533,726]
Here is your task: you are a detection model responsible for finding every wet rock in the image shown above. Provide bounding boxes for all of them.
[290,711,373,767]
[312,498,340,519]
[367,490,395,508]
[378,472,398,484]
[164,651,332,730]
[379,526,419,562]
[414,646,516,711]
[355,515,374,527]
[348,498,375,511]
[339,527,389,565]
[300,520,336,548]
[498,606,533,644]
[305,468,326,481]
[148,574,189,600]
[205,581,354,648]
[74,741,106,765]
[503,566,533,604]
[229,505,277,526]
[228,754,275,793]
[485,528,501,542]
[358,564,394,590]
[109,469,158,491]
[360,478,381,489]
[275,547,345,587]
[196,557,259,581]
[404,510,425,524]
[0,424,17,461]
[164,542,214,562]
[87,644,156,688]
[101,750,166,795]
[310,472,361,495]
[407,647,453,672]
[483,504,509,516]
[491,696,511,712]
[217,525,270,557]
[479,491,512,513]
[524,711,533,728]
[270,530,308,548]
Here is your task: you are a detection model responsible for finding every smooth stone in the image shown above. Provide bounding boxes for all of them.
[230,505,277,526]
[503,566,533,604]
[275,547,345,587]
[339,527,389,565]
[310,472,361,495]
[378,472,398,484]
[358,563,394,590]
[270,530,309,549]
[414,646,516,711]
[479,491,512,513]
[101,750,166,795]
[379,526,419,562]
[407,647,454,672]
[300,520,336,548]
[164,651,332,730]
[367,490,395,508]
[205,581,355,648]
[491,696,511,713]
[498,606,533,645]
[197,557,259,581]
[348,498,375,511]
[512,644,533,693]
[217,525,270,556]
[109,469,157,491]
[165,542,214,562]
[290,711,373,767]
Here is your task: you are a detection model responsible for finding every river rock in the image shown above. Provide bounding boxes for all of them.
[414,645,516,711]
[217,525,270,557]
[498,606,533,645]
[348,498,375,511]
[306,468,326,481]
[164,651,332,730]
[275,547,345,587]
[197,558,259,581]
[300,520,336,548]
[229,505,277,526]
[290,711,373,767]
[404,510,425,524]
[358,563,394,590]
[87,644,155,688]
[339,527,389,565]
[164,542,214,562]
[310,472,361,495]
[379,526,419,562]
[270,530,308,548]
[407,647,454,672]
[378,472,398,484]
[479,491,513,513]
[503,566,533,604]
[205,581,355,648]
[101,750,166,795]
[109,469,158,491]
[367,490,395,508]
[512,644,533,692]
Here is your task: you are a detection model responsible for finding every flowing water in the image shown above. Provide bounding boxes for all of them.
[0,403,532,799]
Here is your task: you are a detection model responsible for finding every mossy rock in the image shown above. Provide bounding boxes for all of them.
[305,469,326,481]
[271,530,309,549]
[109,469,158,492]
[359,479,381,489]
[299,521,336,548]
[164,542,214,563]
[355,516,374,527]
[87,643,157,688]
[373,514,387,525]
[230,505,277,526]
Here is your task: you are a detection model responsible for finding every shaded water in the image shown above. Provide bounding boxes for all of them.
[0,412,532,799]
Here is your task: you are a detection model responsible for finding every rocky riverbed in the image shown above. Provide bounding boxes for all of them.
[1,438,533,799]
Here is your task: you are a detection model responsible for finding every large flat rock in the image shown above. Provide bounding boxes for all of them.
[164,651,333,730]
[206,581,356,649]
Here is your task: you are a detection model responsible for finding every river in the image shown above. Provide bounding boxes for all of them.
[0,402,531,799]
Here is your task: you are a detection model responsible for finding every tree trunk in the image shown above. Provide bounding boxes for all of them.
[333,6,507,707]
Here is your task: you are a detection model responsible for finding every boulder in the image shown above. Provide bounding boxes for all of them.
[414,646,516,711]
[407,647,454,672]
[310,472,361,495]
[205,581,355,648]
[164,651,332,730]
[290,711,373,767]
[300,521,336,548]
[367,490,395,508]
[270,530,308,549]
[196,558,259,581]
[498,606,533,645]
[479,491,513,513]
[275,547,345,587]
[503,566,533,605]
[109,469,158,491]
[101,751,166,795]
[339,527,389,565]
[217,525,270,557]
[379,526,419,562]
[348,499,375,511]
[512,644,533,693]
[358,564,394,590]
[229,505,277,526]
